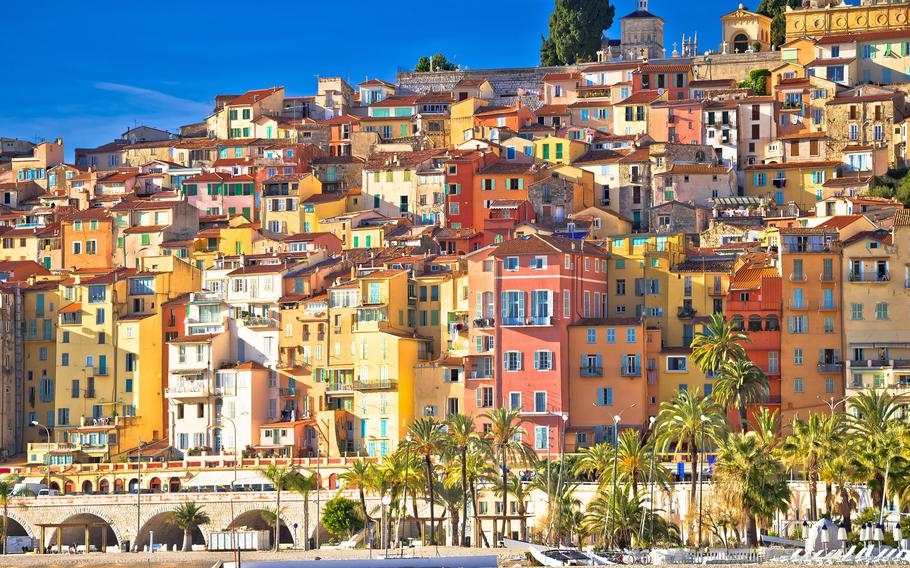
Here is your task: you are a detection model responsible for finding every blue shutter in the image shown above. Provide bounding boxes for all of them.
[501,292,508,318]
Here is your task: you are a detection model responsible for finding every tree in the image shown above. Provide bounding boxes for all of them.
[540,0,616,65]
[260,464,297,552]
[581,483,680,548]
[168,501,211,552]
[575,431,668,498]
[713,359,769,432]
[495,474,533,541]
[690,313,749,375]
[713,432,790,546]
[415,53,457,73]
[780,413,843,521]
[756,0,803,48]
[445,445,493,547]
[483,408,536,544]
[339,460,375,529]
[288,471,318,550]
[322,496,364,540]
[655,389,724,542]
[738,69,771,95]
[406,417,447,545]
[444,413,482,546]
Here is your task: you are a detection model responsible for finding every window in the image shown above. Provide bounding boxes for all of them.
[606,328,616,343]
[504,351,523,371]
[504,257,519,271]
[87,285,106,303]
[876,302,889,320]
[534,351,553,370]
[530,256,547,269]
[666,356,688,372]
[534,391,547,413]
[509,392,521,411]
[597,387,614,406]
[587,328,596,344]
[851,303,864,320]
[794,348,803,365]
[626,328,636,343]
[535,426,549,450]
[794,377,804,393]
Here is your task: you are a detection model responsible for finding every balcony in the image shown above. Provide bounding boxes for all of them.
[353,380,398,391]
[325,382,354,394]
[849,271,889,283]
[788,300,810,311]
[468,371,493,380]
[773,178,787,188]
[818,302,837,312]
[677,306,696,319]
[580,366,603,377]
[817,361,843,373]
[849,359,910,369]
[501,316,552,327]
[621,366,641,377]
[788,272,807,282]
[473,318,495,329]
[784,242,838,254]
[165,380,210,398]
[241,316,277,328]
[819,272,835,282]
[190,291,224,303]
[708,286,725,296]
[278,387,297,397]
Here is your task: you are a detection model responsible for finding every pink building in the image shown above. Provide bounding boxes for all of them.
[182,172,257,219]
[492,234,609,454]
[464,246,497,430]
[649,99,705,144]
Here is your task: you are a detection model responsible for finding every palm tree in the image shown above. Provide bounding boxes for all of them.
[288,470,318,550]
[0,475,20,555]
[444,413,481,546]
[849,390,908,509]
[779,413,843,521]
[713,359,769,432]
[494,474,532,541]
[574,431,668,498]
[655,389,724,527]
[751,407,781,449]
[821,453,860,533]
[713,431,790,546]
[434,481,463,546]
[339,460,375,530]
[483,408,535,545]
[406,417,447,545]
[445,445,493,547]
[260,464,297,552]
[582,483,680,549]
[168,501,211,552]
[690,313,749,374]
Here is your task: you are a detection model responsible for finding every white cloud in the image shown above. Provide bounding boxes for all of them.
[93,82,211,115]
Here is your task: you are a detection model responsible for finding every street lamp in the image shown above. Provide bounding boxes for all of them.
[816,395,847,415]
[400,433,411,557]
[30,421,51,492]
[605,403,636,550]
[639,415,657,548]
[553,413,568,548]
[697,414,709,550]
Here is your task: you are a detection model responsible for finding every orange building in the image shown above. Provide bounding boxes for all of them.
[566,319,655,451]
[472,161,541,230]
[779,227,843,422]
[321,114,361,156]
[725,255,783,427]
[60,208,114,271]
[473,104,535,133]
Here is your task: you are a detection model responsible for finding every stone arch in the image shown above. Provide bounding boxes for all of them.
[98,478,110,494]
[732,31,750,53]
[81,480,93,494]
[4,510,36,539]
[231,506,296,547]
[49,510,121,551]
[135,507,206,551]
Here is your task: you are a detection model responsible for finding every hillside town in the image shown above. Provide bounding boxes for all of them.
[4,0,910,560]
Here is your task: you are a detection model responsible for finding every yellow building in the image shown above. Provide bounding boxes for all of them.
[413,267,469,359]
[665,256,735,349]
[261,174,324,237]
[721,5,772,53]
[413,360,465,421]
[449,98,490,147]
[190,216,264,269]
[53,258,200,461]
[570,206,634,239]
[785,1,910,42]
[22,279,63,445]
[604,233,687,334]
[322,270,429,457]
[743,161,840,212]
[612,90,665,136]
[532,136,588,165]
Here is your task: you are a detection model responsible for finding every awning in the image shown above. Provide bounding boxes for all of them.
[170,368,207,375]
[183,469,273,487]
[849,342,910,349]
[59,303,82,313]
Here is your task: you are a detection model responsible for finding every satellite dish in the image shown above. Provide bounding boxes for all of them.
[658,88,665,95]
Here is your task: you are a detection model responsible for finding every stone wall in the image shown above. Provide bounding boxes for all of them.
[691,51,781,84]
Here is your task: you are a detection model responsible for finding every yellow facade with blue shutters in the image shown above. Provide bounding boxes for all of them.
[743,161,840,212]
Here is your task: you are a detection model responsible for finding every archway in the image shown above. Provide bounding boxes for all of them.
[128,478,139,493]
[113,479,124,494]
[231,509,294,548]
[48,513,117,552]
[64,480,74,495]
[733,33,749,53]
[81,480,92,494]
[149,477,162,493]
[168,477,181,493]
[98,479,110,494]
[136,510,205,551]
[2,514,32,553]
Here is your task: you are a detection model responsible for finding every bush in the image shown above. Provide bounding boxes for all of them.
[322,496,364,539]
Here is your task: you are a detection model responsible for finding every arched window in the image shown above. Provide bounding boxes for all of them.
[695,150,706,162]
[98,479,110,494]
[113,478,124,493]
[747,315,763,332]
[765,315,780,331]
[731,315,745,331]
[733,33,750,53]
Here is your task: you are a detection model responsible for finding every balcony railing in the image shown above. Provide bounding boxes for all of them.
[621,366,641,377]
[818,302,837,312]
[784,243,837,253]
[165,380,210,398]
[817,361,843,373]
[708,286,725,296]
[242,316,277,328]
[789,272,807,282]
[468,371,494,380]
[278,387,297,397]
[849,271,889,283]
[788,300,810,311]
[677,306,696,319]
[190,291,224,303]
[473,318,495,329]
[353,380,398,391]
[501,316,552,327]
[849,359,910,369]
[580,366,604,377]
[325,382,354,393]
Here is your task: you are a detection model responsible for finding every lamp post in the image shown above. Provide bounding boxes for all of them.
[607,403,636,550]
[697,414,708,550]
[553,413,568,548]
[30,421,51,491]
[816,395,847,415]
[135,437,143,552]
[400,433,411,557]
[381,494,392,557]
[639,416,657,548]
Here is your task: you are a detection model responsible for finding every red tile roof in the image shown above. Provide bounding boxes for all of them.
[226,87,283,106]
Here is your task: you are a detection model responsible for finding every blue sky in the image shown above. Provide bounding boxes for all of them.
[1,0,725,160]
